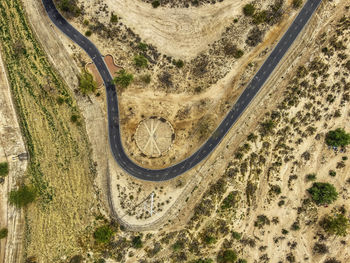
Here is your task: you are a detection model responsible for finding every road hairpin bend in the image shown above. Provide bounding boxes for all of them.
[42,0,322,181]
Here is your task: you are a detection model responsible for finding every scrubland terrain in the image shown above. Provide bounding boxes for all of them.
[2,0,350,262]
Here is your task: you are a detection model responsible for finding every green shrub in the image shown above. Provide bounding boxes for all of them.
[306,173,317,181]
[85,30,92,37]
[191,259,213,263]
[110,13,118,23]
[69,255,83,263]
[114,70,134,90]
[203,235,216,245]
[307,182,338,205]
[83,20,89,26]
[79,71,96,94]
[221,191,238,210]
[320,213,349,236]
[329,170,336,177]
[292,0,303,8]
[134,55,148,68]
[173,59,184,68]
[325,128,350,147]
[217,250,237,263]
[282,228,289,235]
[172,240,184,251]
[232,231,241,240]
[0,228,8,239]
[254,215,270,229]
[152,0,160,8]
[243,4,255,16]
[140,74,151,84]
[237,259,247,263]
[291,221,300,231]
[9,185,36,208]
[58,0,81,17]
[93,225,114,244]
[132,235,143,248]
[70,114,79,123]
[0,162,9,177]
[137,42,148,51]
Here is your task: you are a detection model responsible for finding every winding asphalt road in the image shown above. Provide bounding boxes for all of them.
[42,0,322,181]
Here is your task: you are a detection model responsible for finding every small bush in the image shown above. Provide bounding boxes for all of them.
[232,231,241,240]
[243,4,255,16]
[291,221,300,231]
[137,42,148,51]
[307,182,338,205]
[152,0,160,8]
[9,185,36,208]
[325,128,350,147]
[173,59,184,68]
[282,229,289,235]
[85,30,92,37]
[292,0,303,8]
[93,225,114,244]
[329,170,336,177]
[70,114,79,123]
[69,255,83,263]
[324,258,341,263]
[172,240,184,251]
[140,74,151,84]
[313,243,329,254]
[306,173,317,181]
[110,13,118,23]
[114,70,134,90]
[217,250,237,263]
[134,55,148,68]
[58,0,81,17]
[0,162,9,177]
[0,228,8,239]
[79,71,96,94]
[254,215,270,229]
[132,235,143,248]
[320,213,349,236]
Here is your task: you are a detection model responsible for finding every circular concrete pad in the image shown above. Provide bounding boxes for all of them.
[135,117,175,157]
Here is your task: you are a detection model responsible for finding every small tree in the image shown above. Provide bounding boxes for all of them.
[243,4,255,16]
[320,213,349,236]
[110,13,118,23]
[114,70,133,90]
[217,250,237,263]
[9,185,36,208]
[79,71,97,94]
[306,173,317,181]
[0,162,9,177]
[325,128,350,147]
[0,228,8,239]
[93,225,114,244]
[134,55,148,68]
[307,182,338,205]
[132,235,143,248]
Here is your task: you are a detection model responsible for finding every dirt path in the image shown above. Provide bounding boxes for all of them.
[83,0,246,58]
[0,51,28,263]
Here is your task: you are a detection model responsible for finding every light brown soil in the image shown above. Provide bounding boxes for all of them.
[0,51,27,263]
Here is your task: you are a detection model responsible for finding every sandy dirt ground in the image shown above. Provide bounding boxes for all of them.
[0,51,27,263]
[81,0,246,59]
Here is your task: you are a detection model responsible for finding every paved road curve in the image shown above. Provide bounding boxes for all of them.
[42,0,322,181]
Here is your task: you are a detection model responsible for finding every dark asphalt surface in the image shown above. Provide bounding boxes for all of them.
[42,0,322,181]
